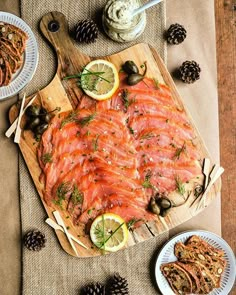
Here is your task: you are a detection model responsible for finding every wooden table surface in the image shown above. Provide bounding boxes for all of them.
[215,0,236,259]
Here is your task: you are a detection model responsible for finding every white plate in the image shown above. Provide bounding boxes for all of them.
[155,230,236,295]
[0,12,38,100]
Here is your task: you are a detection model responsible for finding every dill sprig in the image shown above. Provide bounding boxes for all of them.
[126,218,142,230]
[121,89,135,111]
[97,222,125,250]
[63,71,106,80]
[60,111,79,128]
[64,69,110,92]
[175,176,186,196]
[140,132,155,140]
[128,126,134,134]
[71,185,83,205]
[53,182,71,208]
[142,171,154,189]
[42,153,52,164]
[92,134,100,151]
[79,113,96,127]
[83,69,110,83]
[173,142,186,160]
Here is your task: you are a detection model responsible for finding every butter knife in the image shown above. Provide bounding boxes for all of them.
[5,94,37,138]
[53,211,79,256]
[45,218,88,249]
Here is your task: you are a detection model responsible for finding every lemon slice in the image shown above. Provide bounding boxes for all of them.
[81,59,119,100]
[90,213,128,252]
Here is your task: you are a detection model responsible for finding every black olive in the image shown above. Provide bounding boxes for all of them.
[127,74,144,85]
[26,117,41,130]
[34,123,48,135]
[122,61,139,75]
[25,105,41,117]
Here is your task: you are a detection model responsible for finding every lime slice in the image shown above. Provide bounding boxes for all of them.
[81,59,119,100]
[90,213,128,252]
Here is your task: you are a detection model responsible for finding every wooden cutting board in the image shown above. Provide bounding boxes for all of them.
[9,12,221,257]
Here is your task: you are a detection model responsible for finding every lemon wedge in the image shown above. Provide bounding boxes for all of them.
[81,60,119,100]
[90,213,128,252]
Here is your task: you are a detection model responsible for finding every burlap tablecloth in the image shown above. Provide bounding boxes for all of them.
[0,0,222,294]
[20,1,168,294]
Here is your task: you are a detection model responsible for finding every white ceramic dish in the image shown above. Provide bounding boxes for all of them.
[155,230,236,295]
[0,12,38,100]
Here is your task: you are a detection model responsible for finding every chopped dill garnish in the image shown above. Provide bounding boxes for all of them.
[173,142,186,160]
[60,111,79,128]
[71,185,83,205]
[142,171,154,189]
[175,176,186,196]
[42,153,52,164]
[121,89,135,111]
[140,132,154,140]
[53,182,71,208]
[153,78,160,89]
[128,126,134,134]
[92,134,100,151]
[79,113,96,127]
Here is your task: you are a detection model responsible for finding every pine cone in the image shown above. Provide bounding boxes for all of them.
[74,19,98,43]
[23,230,46,251]
[80,283,105,295]
[179,60,201,84]
[106,273,129,295]
[166,23,187,45]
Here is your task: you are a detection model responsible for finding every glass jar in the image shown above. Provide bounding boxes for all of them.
[102,0,146,43]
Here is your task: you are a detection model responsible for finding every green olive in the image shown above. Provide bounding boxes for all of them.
[25,105,41,117]
[149,197,160,215]
[26,117,41,130]
[34,123,48,135]
[123,61,139,75]
[157,197,172,209]
[127,74,144,85]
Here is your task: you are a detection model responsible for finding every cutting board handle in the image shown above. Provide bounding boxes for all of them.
[40,11,91,78]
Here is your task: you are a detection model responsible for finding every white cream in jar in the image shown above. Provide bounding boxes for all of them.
[102,0,146,42]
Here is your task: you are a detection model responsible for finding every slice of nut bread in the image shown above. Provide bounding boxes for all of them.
[174,242,226,288]
[160,262,193,295]
[176,261,201,294]
[0,54,12,86]
[186,235,225,258]
[0,47,18,73]
[178,260,215,294]
[0,22,28,54]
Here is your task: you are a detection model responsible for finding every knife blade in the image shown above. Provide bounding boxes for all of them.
[53,211,79,256]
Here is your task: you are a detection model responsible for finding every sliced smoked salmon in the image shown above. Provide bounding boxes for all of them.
[38,75,202,226]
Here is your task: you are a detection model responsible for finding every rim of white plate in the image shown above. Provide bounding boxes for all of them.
[0,12,38,101]
[155,230,236,295]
